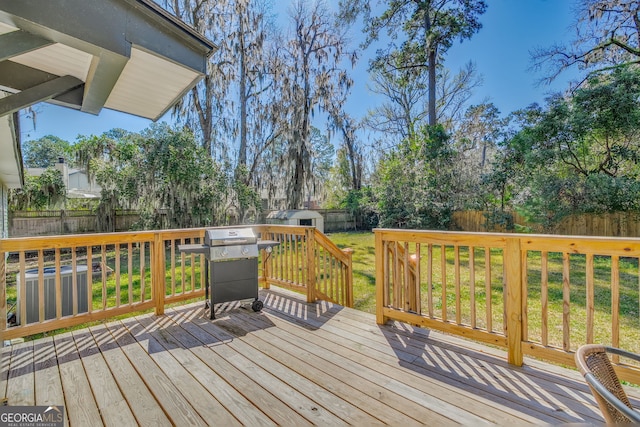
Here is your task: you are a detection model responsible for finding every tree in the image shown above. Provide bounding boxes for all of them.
[369,124,455,228]
[74,125,243,230]
[499,66,640,227]
[532,0,640,84]
[160,0,271,163]
[9,168,66,210]
[529,66,640,178]
[278,0,355,208]
[22,135,72,168]
[454,102,503,171]
[330,112,363,191]
[365,60,482,146]
[340,0,487,126]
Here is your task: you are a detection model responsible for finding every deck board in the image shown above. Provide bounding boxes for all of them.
[33,336,69,427]
[53,333,103,426]
[104,321,208,426]
[7,340,34,406]
[88,324,173,427]
[71,329,138,427]
[2,287,638,426]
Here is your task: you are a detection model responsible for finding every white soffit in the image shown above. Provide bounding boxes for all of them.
[0,94,20,188]
[105,47,199,119]
[11,43,92,82]
[0,21,17,34]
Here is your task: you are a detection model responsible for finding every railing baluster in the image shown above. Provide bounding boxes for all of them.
[441,245,447,322]
[190,252,195,293]
[404,242,410,311]
[115,244,121,308]
[562,252,570,352]
[541,251,549,346]
[393,242,400,309]
[140,242,146,302]
[485,247,492,333]
[128,243,133,305]
[38,249,44,322]
[19,252,25,325]
[170,240,176,297]
[72,248,78,314]
[102,245,107,310]
[55,248,61,319]
[469,246,475,329]
[383,240,389,309]
[585,253,594,344]
[612,255,620,359]
[180,238,186,295]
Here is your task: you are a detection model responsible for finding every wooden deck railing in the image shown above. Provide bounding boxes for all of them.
[0,225,352,339]
[375,228,640,384]
[256,226,353,307]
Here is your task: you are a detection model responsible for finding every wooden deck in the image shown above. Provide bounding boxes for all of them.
[1,287,637,426]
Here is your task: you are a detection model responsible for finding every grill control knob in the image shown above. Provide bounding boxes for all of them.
[220,249,228,257]
[242,247,249,255]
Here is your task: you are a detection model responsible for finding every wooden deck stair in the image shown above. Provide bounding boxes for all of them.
[2,287,638,425]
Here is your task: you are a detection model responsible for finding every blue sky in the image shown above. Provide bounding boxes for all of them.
[23,0,580,143]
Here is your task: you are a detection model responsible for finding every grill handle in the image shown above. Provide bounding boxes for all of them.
[220,239,252,245]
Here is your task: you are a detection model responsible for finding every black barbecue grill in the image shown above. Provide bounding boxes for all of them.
[178,227,278,319]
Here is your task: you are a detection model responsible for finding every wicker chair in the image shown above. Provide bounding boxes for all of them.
[575,344,640,423]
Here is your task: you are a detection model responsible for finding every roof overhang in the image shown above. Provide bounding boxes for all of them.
[0,0,215,189]
[0,101,22,189]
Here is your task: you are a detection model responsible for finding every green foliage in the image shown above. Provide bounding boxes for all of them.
[73,124,254,230]
[497,66,640,228]
[369,124,454,229]
[232,165,261,223]
[324,148,353,209]
[22,135,72,168]
[9,168,66,210]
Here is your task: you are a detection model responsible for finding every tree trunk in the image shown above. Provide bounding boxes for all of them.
[238,16,248,167]
[424,1,437,127]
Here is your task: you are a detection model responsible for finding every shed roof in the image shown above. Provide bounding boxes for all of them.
[0,0,215,188]
[267,210,323,220]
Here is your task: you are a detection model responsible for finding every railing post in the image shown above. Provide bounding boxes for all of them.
[306,228,316,303]
[153,232,166,316]
[375,230,388,325]
[505,237,523,366]
[343,248,354,307]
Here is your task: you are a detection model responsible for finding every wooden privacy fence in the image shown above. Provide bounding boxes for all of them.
[0,225,353,340]
[375,228,640,384]
[452,210,640,237]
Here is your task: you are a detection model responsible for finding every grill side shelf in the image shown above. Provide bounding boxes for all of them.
[177,244,209,255]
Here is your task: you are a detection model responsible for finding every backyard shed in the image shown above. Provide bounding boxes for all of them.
[267,210,324,233]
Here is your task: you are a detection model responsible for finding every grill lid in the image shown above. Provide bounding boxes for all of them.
[205,227,257,246]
